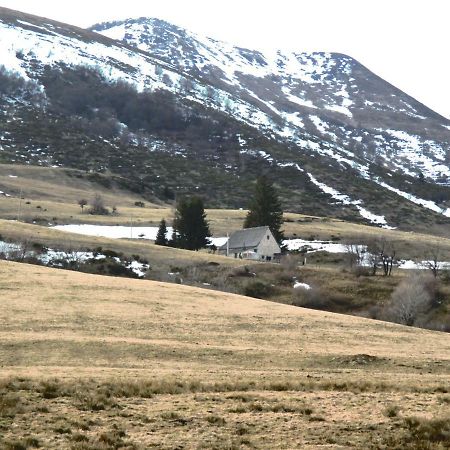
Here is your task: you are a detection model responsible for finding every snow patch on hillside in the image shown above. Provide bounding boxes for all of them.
[284,238,348,253]
[310,115,329,134]
[374,178,450,217]
[88,18,450,189]
[282,87,317,109]
[0,240,149,277]
[0,20,176,93]
[307,173,394,228]
[293,282,311,290]
[385,129,450,180]
[53,224,173,240]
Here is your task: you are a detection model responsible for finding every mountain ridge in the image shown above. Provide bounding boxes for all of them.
[89,16,450,123]
[91,17,450,184]
[1,7,450,234]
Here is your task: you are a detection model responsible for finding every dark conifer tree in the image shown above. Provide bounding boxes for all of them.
[244,175,284,243]
[155,218,168,246]
[172,196,211,250]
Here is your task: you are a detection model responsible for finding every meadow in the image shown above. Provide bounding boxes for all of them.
[0,261,449,449]
[1,163,450,330]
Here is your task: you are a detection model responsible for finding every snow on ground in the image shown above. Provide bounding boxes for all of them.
[289,138,371,180]
[324,104,352,118]
[282,112,305,129]
[0,190,11,197]
[307,173,394,228]
[32,18,355,156]
[374,178,450,217]
[53,224,226,248]
[282,239,450,271]
[125,260,150,277]
[397,260,450,270]
[385,130,450,180]
[283,239,349,253]
[282,87,317,109]
[11,16,448,195]
[209,237,228,247]
[0,241,20,253]
[53,225,354,253]
[3,19,449,224]
[53,224,173,240]
[309,115,329,134]
[293,282,311,290]
[0,240,149,277]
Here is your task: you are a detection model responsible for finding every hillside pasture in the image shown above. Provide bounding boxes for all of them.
[2,164,450,250]
[0,261,449,449]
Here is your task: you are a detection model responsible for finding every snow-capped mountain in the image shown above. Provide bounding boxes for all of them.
[1,8,450,233]
[92,18,450,184]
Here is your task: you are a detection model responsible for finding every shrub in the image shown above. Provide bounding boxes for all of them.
[384,404,401,418]
[229,266,255,278]
[76,392,117,411]
[0,393,22,418]
[385,276,432,326]
[383,415,450,448]
[39,380,63,399]
[352,266,371,277]
[79,257,139,279]
[206,415,226,426]
[88,194,109,215]
[243,281,275,299]
[2,441,27,450]
[102,249,121,258]
[292,286,327,309]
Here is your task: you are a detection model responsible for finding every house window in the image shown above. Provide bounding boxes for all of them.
[267,235,269,240]
[266,256,272,261]
[254,248,258,252]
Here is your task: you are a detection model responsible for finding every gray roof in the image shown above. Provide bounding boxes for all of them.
[220,226,272,251]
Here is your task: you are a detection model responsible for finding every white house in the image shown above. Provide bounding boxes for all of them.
[219,226,281,261]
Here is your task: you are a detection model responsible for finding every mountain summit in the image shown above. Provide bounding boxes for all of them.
[1,8,450,232]
[91,17,450,182]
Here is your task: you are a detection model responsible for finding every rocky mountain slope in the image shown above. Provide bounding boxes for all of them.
[92,18,450,183]
[1,8,450,233]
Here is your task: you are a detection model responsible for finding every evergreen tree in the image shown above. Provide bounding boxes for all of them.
[172,196,211,250]
[155,218,168,246]
[244,175,284,243]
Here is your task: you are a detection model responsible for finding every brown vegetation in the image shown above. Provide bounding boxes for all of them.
[0,261,449,448]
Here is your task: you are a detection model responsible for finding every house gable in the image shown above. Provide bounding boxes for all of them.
[220,226,281,261]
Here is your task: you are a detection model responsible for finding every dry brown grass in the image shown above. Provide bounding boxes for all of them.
[2,163,450,261]
[0,164,161,206]
[0,261,449,448]
[0,219,245,270]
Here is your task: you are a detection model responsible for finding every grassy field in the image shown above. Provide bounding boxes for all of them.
[1,164,449,328]
[0,261,449,449]
[2,163,450,261]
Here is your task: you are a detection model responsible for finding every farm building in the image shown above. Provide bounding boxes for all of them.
[219,226,281,261]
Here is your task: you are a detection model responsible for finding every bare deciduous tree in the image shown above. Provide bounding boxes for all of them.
[58,246,86,270]
[422,244,442,278]
[78,198,87,213]
[385,276,431,326]
[89,194,109,215]
[365,237,397,276]
[345,243,365,269]
[281,254,302,272]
